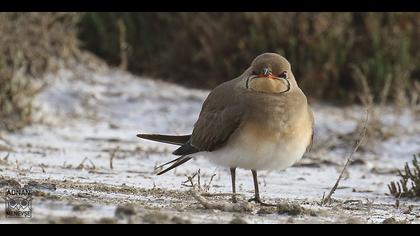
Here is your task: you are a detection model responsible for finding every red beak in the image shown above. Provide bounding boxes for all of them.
[258,73,274,79]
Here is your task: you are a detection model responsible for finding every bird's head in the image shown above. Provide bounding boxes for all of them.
[245,53,295,94]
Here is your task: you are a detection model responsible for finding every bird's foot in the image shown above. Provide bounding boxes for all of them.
[248,197,277,207]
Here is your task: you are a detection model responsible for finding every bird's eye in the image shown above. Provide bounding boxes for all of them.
[279,71,288,79]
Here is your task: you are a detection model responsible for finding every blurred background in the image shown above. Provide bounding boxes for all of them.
[1,12,420,131]
[1,13,420,223]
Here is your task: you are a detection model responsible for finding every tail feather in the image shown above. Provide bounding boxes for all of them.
[137,133,194,175]
[173,142,199,156]
[156,155,193,175]
[137,134,191,146]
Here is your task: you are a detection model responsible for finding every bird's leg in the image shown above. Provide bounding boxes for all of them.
[248,170,262,203]
[248,170,276,207]
[230,167,237,203]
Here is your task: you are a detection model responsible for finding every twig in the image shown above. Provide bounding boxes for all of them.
[321,109,369,205]
[189,189,254,213]
[182,170,199,188]
[197,169,201,189]
[76,157,96,170]
[109,146,120,170]
[203,173,216,192]
[182,170,217,193]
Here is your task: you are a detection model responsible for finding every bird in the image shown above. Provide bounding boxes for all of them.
[137,53,314,206]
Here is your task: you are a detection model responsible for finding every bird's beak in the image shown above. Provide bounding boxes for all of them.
[258,68,274,79]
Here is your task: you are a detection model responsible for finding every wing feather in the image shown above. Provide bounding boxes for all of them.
[190,78,245,152]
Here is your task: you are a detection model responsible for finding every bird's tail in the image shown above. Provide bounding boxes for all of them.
[137,134,191,146]
[137,133,194,175]
[155,155,193,175]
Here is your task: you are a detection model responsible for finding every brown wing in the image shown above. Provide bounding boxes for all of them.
[190,78,245,152]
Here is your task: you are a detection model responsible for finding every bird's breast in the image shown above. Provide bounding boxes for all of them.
[205,104,312,171]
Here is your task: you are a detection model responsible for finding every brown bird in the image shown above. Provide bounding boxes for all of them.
[138,53,314,205]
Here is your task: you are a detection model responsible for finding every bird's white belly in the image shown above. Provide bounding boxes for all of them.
[198,123,312,171]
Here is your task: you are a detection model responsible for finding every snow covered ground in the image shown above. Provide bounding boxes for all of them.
[0,65,419,224]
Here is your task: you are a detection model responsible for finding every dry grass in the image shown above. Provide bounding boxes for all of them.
[0,13,95,131]
[388,154,420,199]
[79,12,420,104]
[339,63,403,152]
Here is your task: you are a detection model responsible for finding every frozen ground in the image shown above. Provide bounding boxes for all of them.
[0,65,419,224]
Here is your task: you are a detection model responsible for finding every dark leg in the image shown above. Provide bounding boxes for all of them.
[248,170,276,206]
[230,167,237,203]
[249,170,261,203]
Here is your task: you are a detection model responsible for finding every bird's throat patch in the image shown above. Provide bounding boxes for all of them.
[247,77,290,94]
